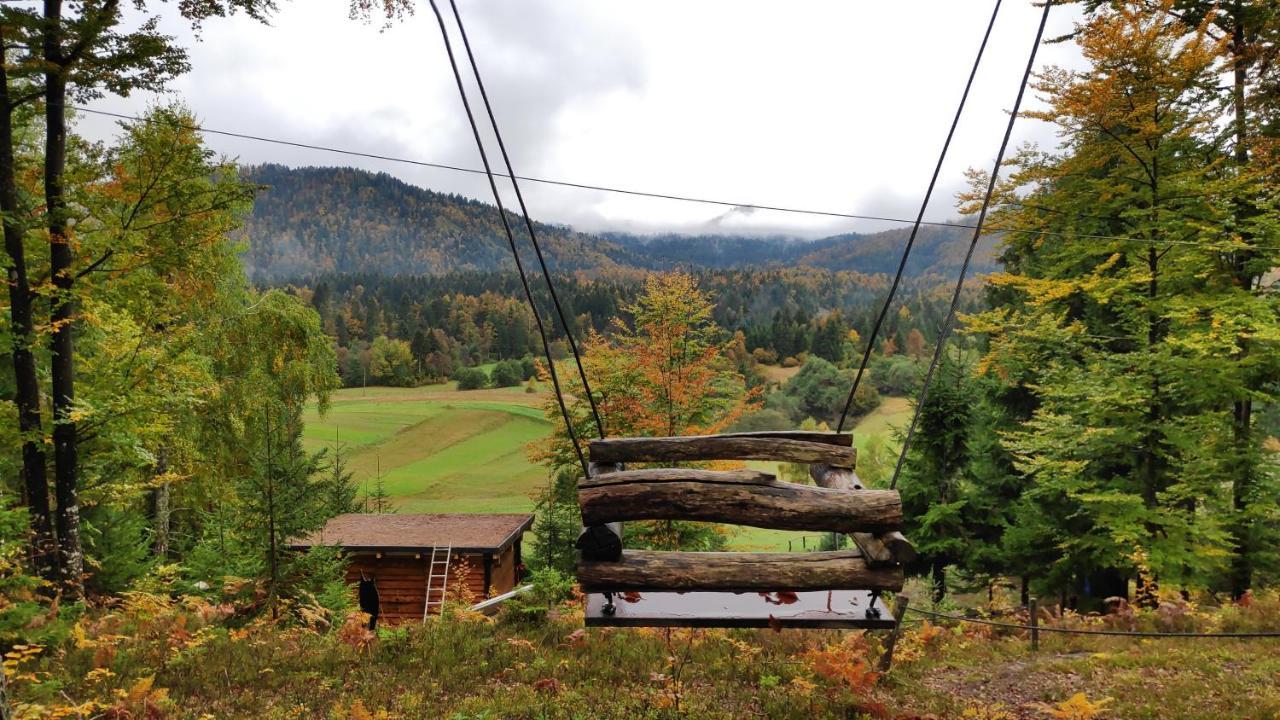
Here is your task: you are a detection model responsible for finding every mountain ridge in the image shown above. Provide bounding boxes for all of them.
[238,164,998,280]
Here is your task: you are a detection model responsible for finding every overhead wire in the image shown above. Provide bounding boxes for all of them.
[836,0,1003,433]
[889,0,1054,490]
[424,0,589,475]
[68,106,1280,255]
[445,0,604,440]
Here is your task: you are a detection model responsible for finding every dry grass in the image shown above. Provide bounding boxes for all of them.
[11,590,1280,719]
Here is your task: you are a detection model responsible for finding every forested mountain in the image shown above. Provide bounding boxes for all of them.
[239,165,636,278]
[240,164,997,280]
[608,225,996,277]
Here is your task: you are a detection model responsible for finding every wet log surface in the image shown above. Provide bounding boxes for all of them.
[578,549,905,592]
[579,479,902,533]
[580,468,775,488]
[589,435,858,466]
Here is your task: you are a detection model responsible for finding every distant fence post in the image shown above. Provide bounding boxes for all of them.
[878,595,911,673]
[1030,597,1040,652]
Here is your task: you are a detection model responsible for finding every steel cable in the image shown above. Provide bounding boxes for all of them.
[890,0,1053,490]
[425,0,589,474]
[837,0,1004,432]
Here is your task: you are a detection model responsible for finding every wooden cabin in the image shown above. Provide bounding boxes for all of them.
[289,513,533,623]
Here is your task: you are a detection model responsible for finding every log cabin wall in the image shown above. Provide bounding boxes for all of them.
[343,548,517,624]
[345,554,428,623]
[489,542,518,596]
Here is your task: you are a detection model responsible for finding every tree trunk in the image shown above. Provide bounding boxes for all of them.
[150,483,171,558]
[1227,9,1255,600]
[265,408,278,617]
[149,448,171,557]
[150,448,172,560]
[44,0,83,597]
[0,27,57,583]
[930,560,946,603]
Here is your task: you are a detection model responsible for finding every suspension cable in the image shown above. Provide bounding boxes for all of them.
[836,0,1003,433]
[425,0,589,475]
[889,0,1053,490]
[446,0,605,440]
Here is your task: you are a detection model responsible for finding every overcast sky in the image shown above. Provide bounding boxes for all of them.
[77,0,1085,238]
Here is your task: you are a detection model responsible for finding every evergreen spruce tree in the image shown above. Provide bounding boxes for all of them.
[320,431,360,517]
[896,354,977,602]
[528,469,581,576]
[363,455,394,515]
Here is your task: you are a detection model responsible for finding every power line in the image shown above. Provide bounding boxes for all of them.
[446,0,604,440]
[71,105,1280,254]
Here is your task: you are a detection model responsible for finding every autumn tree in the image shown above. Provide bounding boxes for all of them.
[0,0,276,595]
[1105,0,1280,599]
[534,272,757,551]
[967,2,1280,598]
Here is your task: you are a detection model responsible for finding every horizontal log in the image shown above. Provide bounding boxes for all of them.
[589,435,858,466]
[706,430,853,447]
[581,468,775,488]
[579,481,901,533]
[578,550,904,592]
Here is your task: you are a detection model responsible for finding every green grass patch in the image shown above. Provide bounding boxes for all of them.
[303,387,913,549]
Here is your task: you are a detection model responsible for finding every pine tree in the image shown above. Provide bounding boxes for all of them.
[363,455,394,515]
[528,469,581,576]
[897,354,977,602]
[320,431,359,518]
[241,404,327,605]
[810,312,847,364]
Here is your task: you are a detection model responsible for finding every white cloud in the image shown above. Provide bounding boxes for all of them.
[77,0,1085,238]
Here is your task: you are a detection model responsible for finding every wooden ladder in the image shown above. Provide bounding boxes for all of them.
[423,544,452,620]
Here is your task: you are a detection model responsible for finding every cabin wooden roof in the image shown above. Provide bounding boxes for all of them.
[288,513,534,554]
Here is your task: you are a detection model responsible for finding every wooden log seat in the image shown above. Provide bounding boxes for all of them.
[578,549,905,593]
[579,469,902,534]
[588,433,857,466]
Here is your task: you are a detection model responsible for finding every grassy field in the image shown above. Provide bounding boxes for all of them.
[303,385,914,549]
[757,363,802,384]
[302,384,549,515]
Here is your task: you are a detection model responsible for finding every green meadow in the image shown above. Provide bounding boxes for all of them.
[303,383,913,551]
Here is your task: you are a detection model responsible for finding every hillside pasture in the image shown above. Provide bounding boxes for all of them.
[304,385,916,549]
[302,385,550,515]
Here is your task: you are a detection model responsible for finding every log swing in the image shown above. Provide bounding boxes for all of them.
[424,0,1051,628]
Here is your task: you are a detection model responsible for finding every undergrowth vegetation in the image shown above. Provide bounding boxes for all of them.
[5,585,1280,719]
